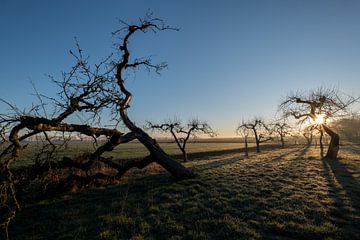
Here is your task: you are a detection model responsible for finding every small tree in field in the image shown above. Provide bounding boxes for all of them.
[301,126,314,146]
[272,121,292,147]
[237,118,273,153]
[279,87,358,159]
[146,118,216,161]
[236,120,251,157]
[0,15,193,237]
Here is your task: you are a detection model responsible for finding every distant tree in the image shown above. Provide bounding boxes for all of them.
[271,121,292,147]
[334,113,360,142]
[236,120,251,157]
[146,118,216,161]
[0,15,193,237]
[302,127,314,147]
[279,87,358,158]
[237,118,273,153]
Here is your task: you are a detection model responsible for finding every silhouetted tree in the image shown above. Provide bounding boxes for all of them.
[146,118,216,161]
[236,120,251,157]
[272,121,292,147]
[0,15,193,237]
[238,118,272,153]
[279,87,358,158]
[302,127,314,146]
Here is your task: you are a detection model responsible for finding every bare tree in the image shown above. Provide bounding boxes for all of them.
[302,127,314,146]
[237,118,273,153]
[0,15,194,237]
[271,121,292,147]
[146,118,216,161]
[279,87,358,158]
[236,120,251,157]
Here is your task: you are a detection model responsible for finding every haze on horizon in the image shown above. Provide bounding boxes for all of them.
[0,0,359,137]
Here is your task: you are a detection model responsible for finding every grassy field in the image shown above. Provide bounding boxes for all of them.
[7,143,360,239]
[8,141,252,167]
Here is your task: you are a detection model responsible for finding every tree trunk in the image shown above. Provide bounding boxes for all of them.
[319,129,324,158]
[255,140,260,153]
[323,124,340,159]
[136,130,193,178]
[254,131,260,153]
[181,148,188,162]
[255,141,260,153]
[280,135,285,148]
[244,136,249,157]
[120,108,193,179]
[304,133,312,147]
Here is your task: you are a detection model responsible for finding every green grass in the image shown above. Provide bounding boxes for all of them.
[7,144,360,239]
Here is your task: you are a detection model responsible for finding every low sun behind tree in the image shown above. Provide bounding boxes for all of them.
[279,87,358,159]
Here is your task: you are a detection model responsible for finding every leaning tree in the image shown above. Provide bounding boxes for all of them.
[279,87,358,159]
[237,118,273,153]
[146,118,216,161]
[0,15,194,237]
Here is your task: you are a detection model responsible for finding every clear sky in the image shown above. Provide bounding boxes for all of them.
[1,0,359,137]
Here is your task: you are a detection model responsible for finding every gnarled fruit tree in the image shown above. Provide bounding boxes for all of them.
[146,118,216,161]
[279,87,358,159]
[0,15,193,237]
[237,118,273,153]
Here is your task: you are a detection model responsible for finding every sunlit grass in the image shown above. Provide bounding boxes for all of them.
[8,144,360,239]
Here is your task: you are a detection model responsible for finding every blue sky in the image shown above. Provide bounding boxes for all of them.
[1,0,359,137]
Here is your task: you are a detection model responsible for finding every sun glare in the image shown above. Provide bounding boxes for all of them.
[315,114,325,125]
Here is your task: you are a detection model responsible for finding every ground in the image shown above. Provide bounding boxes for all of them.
[8,143,360,239]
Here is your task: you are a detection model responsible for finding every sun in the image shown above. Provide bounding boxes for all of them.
[315,114,325,125]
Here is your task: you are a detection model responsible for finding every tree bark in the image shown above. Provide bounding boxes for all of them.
[322,124,339,159]
[254,131,260,153]
[119,107,192,178]
[136,132,193,178]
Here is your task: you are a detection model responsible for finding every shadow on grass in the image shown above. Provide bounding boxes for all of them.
[8,172,174,240]
[343,142,360,155]
[194,145,307,173]
[271,145,310,163]
[183,143,281,161]
[195,156,244,172]
[322,156,360,238]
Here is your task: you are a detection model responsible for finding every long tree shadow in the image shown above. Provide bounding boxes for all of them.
[195,155,245,172]
[185,143,281,161]
[342,142,360,155]
[322,156,360,238]
[195,145,309,173]
[270,145,310,163]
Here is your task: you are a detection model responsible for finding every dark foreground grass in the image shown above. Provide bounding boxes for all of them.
[8,144,360,239]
